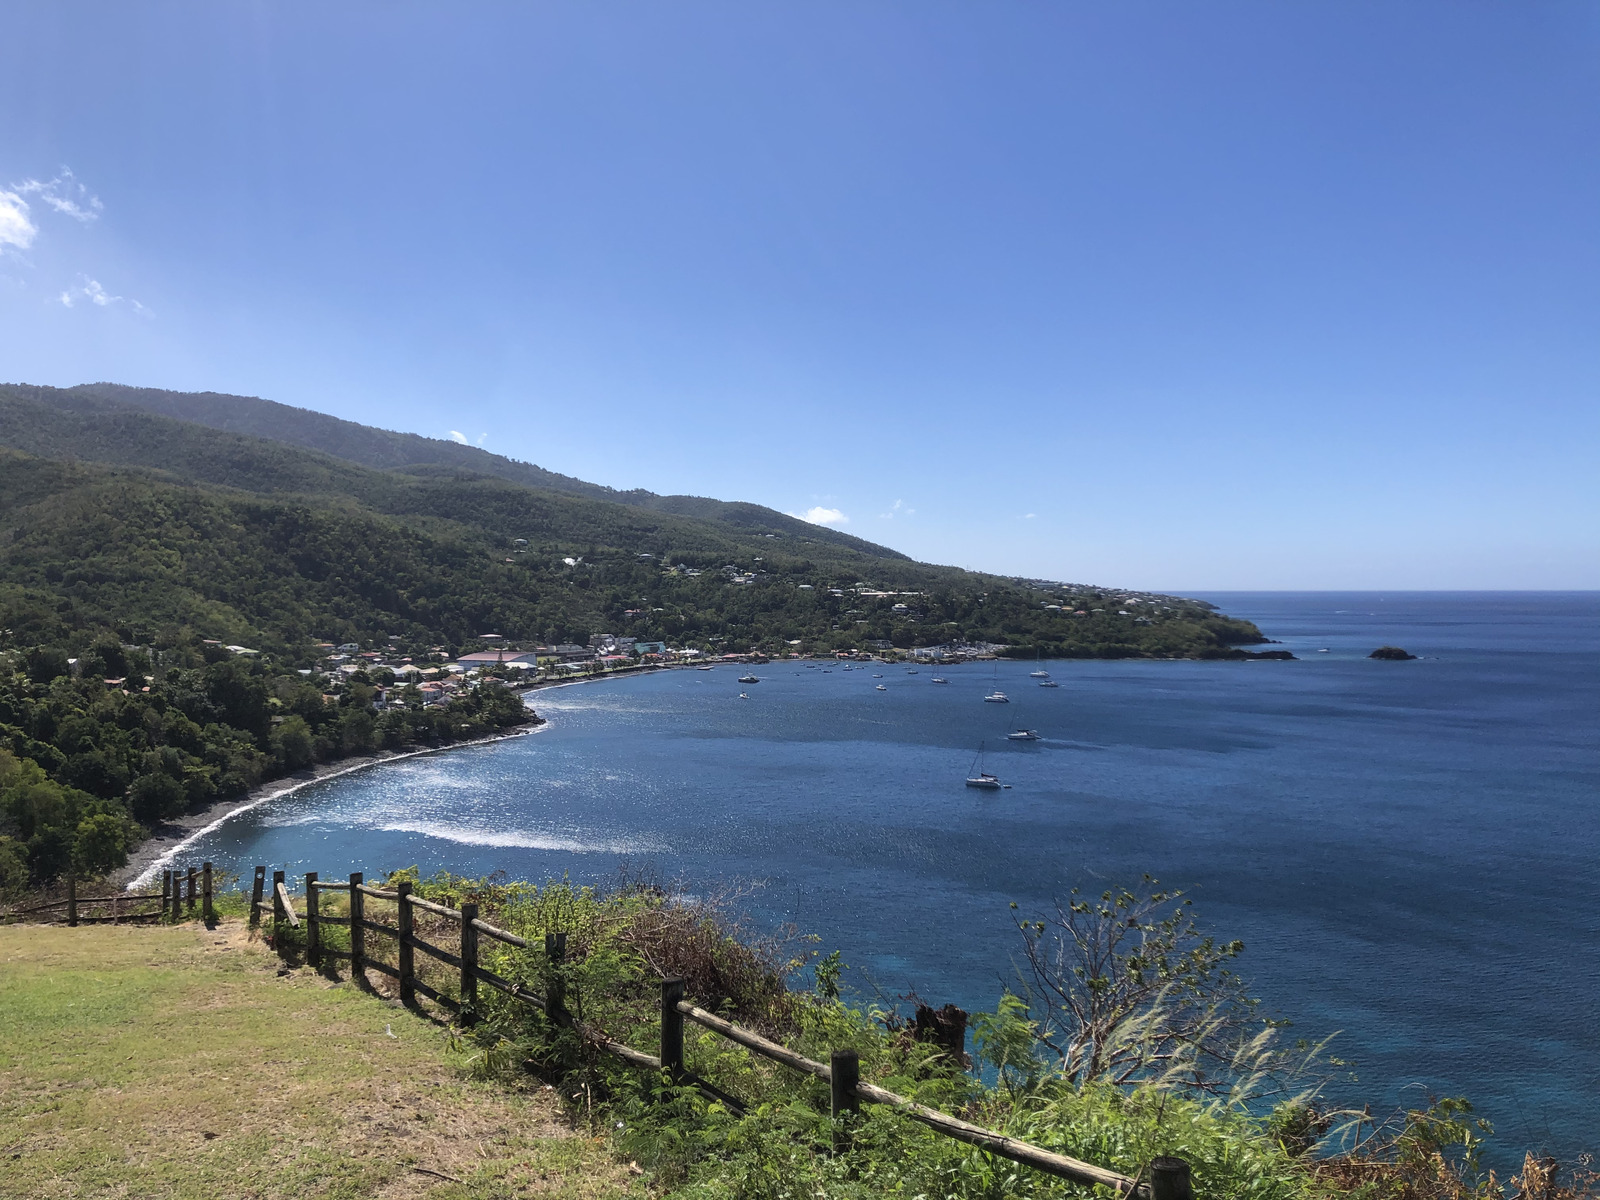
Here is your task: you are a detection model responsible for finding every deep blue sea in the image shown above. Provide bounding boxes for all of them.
[162,592,1600,1163]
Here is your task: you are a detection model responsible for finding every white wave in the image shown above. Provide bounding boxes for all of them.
[377,820,664,855]
[126,726,544,890]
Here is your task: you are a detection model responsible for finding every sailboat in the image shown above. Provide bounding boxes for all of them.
[1030,649,1050,679]
[965,743,1002,789]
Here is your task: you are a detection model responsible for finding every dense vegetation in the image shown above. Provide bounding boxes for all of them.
[0,639,532,894]
[0,383,1267,662]
[272,871,1572,1200]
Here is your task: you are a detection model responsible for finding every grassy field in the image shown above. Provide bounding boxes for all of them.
[0,919,643,1200]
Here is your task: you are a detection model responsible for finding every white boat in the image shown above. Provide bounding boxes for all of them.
[1007,728,1041,741]
[983,691,1009,703]
[738,674,760,683]
[738,692,749,699]
[875,684,887,691]
[697,665,715,671]
[905,669,918,674]
[1030,670,1050,679]
[965,743,1002,789]
[931,676,949,684]
[872,673,883,678]
[1038,680,1060,688]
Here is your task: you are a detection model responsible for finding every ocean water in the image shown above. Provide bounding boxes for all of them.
[172,592,1599,1162]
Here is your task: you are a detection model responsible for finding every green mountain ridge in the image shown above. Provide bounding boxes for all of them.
[0,381,1263,662]
[12,382,908,560]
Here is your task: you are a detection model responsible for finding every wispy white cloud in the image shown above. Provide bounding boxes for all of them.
[878,498,915,520]
[448,430,488,446]
[0,190,37,253]
[792,506,849,527]
[1022,513,1037,520]
[58,275,149,315]
[13,168,102,224]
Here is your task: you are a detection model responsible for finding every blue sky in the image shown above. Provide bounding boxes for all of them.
[2,2,1595,589]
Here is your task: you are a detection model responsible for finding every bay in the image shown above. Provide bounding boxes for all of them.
[177,592,1600,1163]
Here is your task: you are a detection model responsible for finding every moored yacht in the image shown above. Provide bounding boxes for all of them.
[983,691,1009,703]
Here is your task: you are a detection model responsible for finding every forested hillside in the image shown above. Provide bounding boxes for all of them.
[4,382,907,558]
[0,384,1266,662]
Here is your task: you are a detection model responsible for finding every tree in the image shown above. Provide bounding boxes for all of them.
[272,715,315,770]
[1012,877,1296,1097]
[74,811,132,876]
[129,772,186,823]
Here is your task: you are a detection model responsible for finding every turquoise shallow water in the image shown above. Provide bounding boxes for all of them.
[176,592,1600,1163]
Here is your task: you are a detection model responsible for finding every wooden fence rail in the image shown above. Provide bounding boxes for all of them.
[244,865,1191,1199]
[2,862,215,926]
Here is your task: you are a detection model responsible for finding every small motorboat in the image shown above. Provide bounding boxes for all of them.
[983,691,1009,703]
[875,683,887,691]
[905,669,918,674]
[738,692,749,700]
[1038,680,1060,688]
[931,676,948,684]
[697,665,715,671]
[1030,670,1050,679]
[872,673,883,678]
[738,674,760,683]
[1007,728,1041,741]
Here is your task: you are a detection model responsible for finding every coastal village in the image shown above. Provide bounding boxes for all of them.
[307,630,1015,711]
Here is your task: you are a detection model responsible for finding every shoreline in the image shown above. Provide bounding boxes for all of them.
[116,724,547,891]
[112,664,693,892]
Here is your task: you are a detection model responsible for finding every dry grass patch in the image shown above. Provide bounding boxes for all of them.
[0,920,643,1200]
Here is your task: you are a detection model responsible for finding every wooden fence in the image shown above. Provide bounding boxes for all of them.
[250,865,1194,1200]
[1,863,216,927]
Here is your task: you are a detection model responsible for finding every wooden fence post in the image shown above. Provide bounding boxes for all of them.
[162,869,173,918]
[397,881,415,1006]
[271,870,286,945]
[67,874,77,927]
[661,978,685,1082]
[305,872,320,967]
[186,867,197,915]
[202,863,213,925]
[545,932,567,1022]
[348,872,365,981]
[459,901,479,1023]
[830,1049,860,1153]
[1149,1157,1193,1200]
[249,866,266,928]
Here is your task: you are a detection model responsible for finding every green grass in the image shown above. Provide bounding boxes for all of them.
[0,919,643,1199]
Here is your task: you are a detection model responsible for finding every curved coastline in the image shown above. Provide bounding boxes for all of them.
[121,724,548,891]
[116,664,690,891]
